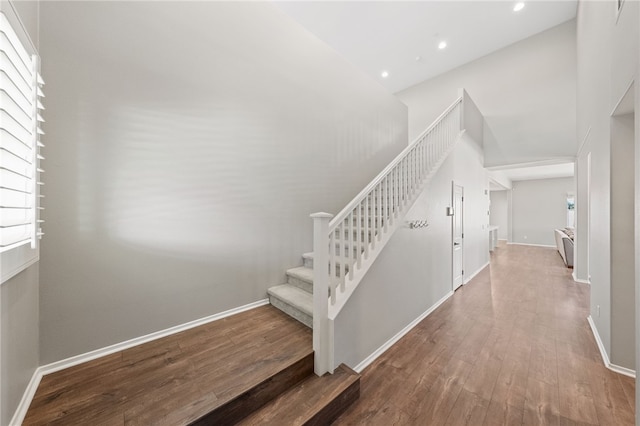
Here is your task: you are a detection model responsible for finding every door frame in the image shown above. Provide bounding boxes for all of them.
[452,182,464,290]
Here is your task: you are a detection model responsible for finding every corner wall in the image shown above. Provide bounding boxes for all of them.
[0,1,40,424]
[576,0,639,372]
[38,1,408,364]
[1,266,39,426]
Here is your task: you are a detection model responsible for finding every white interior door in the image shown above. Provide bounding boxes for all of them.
[453,184,464,290]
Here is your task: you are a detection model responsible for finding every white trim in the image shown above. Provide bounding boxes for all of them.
[507,242,556,248]
[609,363,636,378]
[9,368,42,426]
[572,271,589,284]
[1,255,38,285]
[353,291,454,373]
[587,315,636,379]
[464,261,490,284]
[611,79,635,117]
[486,158,576,172]
[4,0,38,53]
[577,127,592,157]
[9,299,269,425]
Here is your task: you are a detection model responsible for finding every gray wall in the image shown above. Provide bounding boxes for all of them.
[610,113,635,369]
[511,177,575,247]
[1,266,39,426]
[576,0,639,375]
[0,1,40,425]
[335,131,490,368]
[397,20,576,168]
[38,1,408,363]
[490,190,509,240]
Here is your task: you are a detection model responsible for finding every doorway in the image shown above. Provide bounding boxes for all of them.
[452,183,464,290]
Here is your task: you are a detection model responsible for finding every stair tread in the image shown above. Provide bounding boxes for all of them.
[268,284,313,316]
[237,364,360,425]
[286,266,314,283]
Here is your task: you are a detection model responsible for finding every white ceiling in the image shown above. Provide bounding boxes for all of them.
[273,1,578,93]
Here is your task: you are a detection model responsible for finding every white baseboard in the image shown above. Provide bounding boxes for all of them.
[8,368,42,426]
[10,299,269,425]
[587,315,636,379]
[353,290,454,373]
[572,271,589,284]
[507,242,556,248]
[464,261,490,284]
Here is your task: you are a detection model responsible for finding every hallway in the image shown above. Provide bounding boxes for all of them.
[335,243,635,425]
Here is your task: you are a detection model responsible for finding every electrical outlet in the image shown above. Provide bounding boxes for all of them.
[597,305,600,317]
[524,235,527,240]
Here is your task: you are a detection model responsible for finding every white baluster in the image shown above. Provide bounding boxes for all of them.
[384,176,389,232]
[371,187,377,250]
[364,195,369,259]
[356,203,362,269]
[347,212,353,282]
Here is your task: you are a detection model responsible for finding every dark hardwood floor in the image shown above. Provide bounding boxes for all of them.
[334,242,635,425]
[24,305,313,425]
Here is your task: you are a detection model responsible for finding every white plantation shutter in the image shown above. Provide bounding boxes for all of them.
[0,11,44,253]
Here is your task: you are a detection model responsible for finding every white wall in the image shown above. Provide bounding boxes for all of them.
[397,20,576,168]
[490,190,509,240]
[576,0,639,374]
[0,1,40,425]
[38,1,408,364]
[335,130,489,368]
[511,177,575,246]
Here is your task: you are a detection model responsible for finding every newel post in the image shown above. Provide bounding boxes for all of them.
[310,212,333,375]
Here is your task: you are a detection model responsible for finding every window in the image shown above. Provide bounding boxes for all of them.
[566,194,575,228]
[0,8,44,283]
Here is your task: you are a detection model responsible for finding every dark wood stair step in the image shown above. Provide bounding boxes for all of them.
[23,305,314,426]
[236,364,360,426]
[189,351,314,425]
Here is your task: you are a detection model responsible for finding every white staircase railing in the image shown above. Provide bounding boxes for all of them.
[311,96,464,375]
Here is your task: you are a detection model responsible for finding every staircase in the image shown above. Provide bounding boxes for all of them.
[267,95,466,375]
[267,216,381,330]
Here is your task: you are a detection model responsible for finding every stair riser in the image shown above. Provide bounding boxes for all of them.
[305,376,360,426]
[269,294,312,328]
[189,352,314,425]
[287,274,313,293]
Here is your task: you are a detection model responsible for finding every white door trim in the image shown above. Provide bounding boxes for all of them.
[452,182,464,290]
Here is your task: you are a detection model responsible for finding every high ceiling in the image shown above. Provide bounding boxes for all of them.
[274,1,577,94]
[275,1,578,181]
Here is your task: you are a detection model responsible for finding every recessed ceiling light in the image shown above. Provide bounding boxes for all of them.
[513,2,525,12]
[415,56,422,62]
[438,41,447,50]
[381,70,389,78]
